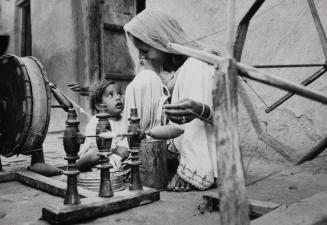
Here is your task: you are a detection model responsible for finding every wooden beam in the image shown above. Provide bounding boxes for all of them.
[226,0,236,57]
[297,136,327,164]
[237,62,327,105]
[232,0,301,163]
[265,67,327,113]
[238,84,300,163]
[234,0,266,61]
[307,0,327,60]
[16,171,97,198]
[0,171,17,183]
[167,42,327,105]
[42,187,160,224]
[213,59,249,225]
[252,192,327,225]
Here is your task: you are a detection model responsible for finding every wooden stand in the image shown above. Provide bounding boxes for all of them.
[42,186,159,224]
[40,106,159,223]
[0,169,159,224]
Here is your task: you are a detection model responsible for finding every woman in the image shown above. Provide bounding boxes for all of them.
[123,9,217,191]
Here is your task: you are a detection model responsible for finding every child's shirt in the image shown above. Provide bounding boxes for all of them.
[79,114,129,168]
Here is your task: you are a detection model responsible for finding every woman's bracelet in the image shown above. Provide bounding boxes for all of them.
[199,103,205,119]
[198,103,213,122]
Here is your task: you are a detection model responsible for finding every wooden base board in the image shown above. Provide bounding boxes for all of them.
[0,169,160,224]
[42,187,160,224]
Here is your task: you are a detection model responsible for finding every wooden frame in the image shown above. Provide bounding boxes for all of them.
[0,168,159,224]
[233,0,327,164]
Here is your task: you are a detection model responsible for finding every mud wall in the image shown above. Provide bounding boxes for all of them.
[147,0,327,161]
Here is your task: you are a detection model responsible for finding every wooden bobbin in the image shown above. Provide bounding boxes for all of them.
[63,108,81,205]
[95,104,114,198]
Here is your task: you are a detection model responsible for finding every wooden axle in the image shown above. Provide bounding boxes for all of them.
[265,67,327,113]
[167,42,327,105]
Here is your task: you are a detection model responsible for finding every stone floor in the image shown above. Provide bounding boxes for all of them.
[2,131,327,224]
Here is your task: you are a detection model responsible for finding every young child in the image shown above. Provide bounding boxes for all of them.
[77,80,129,172]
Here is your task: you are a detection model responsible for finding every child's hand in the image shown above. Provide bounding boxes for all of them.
[113,146,129,160]
[109,154,123,169]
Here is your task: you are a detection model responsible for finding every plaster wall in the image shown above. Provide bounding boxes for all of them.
[0,0,89,131]
[0,0,15,51]
[147,0,327,161]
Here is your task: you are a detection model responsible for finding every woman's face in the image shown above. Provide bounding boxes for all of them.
[133,37,168,71]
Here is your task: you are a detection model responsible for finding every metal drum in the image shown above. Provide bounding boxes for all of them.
[0,54,51,157]
[77,169,125,192]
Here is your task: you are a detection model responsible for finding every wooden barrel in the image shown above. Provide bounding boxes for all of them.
[0,55,51,157]
[139,139,168,190]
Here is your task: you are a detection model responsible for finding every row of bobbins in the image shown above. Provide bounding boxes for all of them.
[62,104,143,205]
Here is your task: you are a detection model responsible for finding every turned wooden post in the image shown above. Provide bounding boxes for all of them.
[127,108,143,191]
[96,104,114,198]
[63,109,81,205]
[213,0,249,224]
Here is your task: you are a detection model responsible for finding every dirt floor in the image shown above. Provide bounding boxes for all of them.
[2,132,327,225]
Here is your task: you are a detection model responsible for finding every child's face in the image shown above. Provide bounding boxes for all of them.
[99,84,124,117]
[133,38,167,70]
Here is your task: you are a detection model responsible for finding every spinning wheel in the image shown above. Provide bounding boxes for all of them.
[0,55,51,157]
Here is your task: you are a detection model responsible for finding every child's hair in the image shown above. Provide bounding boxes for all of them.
[89,80,118,115]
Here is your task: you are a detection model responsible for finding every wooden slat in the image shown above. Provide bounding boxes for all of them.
[0,171,17,183]
[16,171,97,198]
[252,192,327,225]
[307,0,327,60]
[234,0,265,61]
[213,59,249,225]
[42,187,160,224]
[167,43,327,105]
[297,136,327,164]
[238,84,299,163]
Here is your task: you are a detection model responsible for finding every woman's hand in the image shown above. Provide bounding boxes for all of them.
[162,99,202,124]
